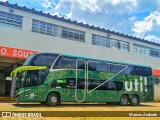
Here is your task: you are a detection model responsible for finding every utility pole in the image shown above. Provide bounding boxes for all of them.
[10,64,18,99]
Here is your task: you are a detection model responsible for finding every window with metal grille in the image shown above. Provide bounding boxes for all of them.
[92,34,110,48]
[133,44,160,58]
[150,49,160,58]
[32,19,85,42]
[61,27,85,42]
[133,44,150,56]
[32,19,59,36]
[111,39,129,51]
[0,11,22,29]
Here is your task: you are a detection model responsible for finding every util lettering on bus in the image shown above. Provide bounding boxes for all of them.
[125,77,147,92]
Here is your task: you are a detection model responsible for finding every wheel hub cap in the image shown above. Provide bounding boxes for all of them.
[133,98,137,103]
[51,96,57,103]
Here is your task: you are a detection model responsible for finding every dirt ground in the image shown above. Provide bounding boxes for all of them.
[0,101,160,120]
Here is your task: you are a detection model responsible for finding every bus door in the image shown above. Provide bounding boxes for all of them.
[75,59,87,102]
[23,70,40,102]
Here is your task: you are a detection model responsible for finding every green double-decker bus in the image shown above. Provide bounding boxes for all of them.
[11,53,154,106]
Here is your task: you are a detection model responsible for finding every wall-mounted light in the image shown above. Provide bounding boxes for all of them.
[9,8,14,13]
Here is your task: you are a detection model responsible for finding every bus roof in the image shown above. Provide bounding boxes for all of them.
[63,53,152,68]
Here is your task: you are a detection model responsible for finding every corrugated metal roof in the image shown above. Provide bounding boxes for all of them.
[0,1,160,47]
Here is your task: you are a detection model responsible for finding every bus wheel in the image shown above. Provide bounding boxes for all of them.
[120,95,128,106]
[47,93,59,106]
[130,95,139,106]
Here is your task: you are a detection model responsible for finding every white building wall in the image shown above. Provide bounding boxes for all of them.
[154,84,160,101]
[0,5,160,70]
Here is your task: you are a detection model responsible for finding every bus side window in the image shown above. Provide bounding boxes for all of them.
[124,65,133,75]
[87,80,105,90]
[105,63,110,72]
[77,60,85,69]
[88,61,110,72]
[56,57,76,69]
[51,80,66,88]
[78,80,85,89]
[131,66,152,76]
[131,66,139,75]
[107,81,116,90]
[140,68,152,76]
[25,76,32,87]
[88,62,96,71]
[96,62,110,72]
[110,64,125,73]
[116,82,123,90]
[32,75,38,85]
[66,79,76,88]
[87,80,94,89]
[38,70,48,84]
[131,66,142,75]
[105,81,123,90]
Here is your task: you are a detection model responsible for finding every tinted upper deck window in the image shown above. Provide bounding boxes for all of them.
[54,57,76,69]
[30,54,58,68]
[131,66,152,76]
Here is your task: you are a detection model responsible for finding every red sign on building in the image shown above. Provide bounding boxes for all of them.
[0,46,38,59]
[153,69,160,77]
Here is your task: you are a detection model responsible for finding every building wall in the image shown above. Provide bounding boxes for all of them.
[0,4,160,69]
[1,25,160,69]
[154,84,160,101]
[0,4,160,100]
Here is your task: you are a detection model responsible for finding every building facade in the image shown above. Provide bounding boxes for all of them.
[0,1,160,98]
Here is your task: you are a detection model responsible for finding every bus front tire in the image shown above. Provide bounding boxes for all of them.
[47,93,59,106]
[130,95,140,106]
[120,95,128,106]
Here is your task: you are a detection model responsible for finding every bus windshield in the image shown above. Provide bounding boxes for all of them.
[24,53,59,68]
[17,70,48,88]
[23,54,36,65]
[17,53,59,88]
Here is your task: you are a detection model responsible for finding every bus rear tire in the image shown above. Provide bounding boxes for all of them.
[47,93,59,106]
[130,95,140,106]
[120,95,128,106]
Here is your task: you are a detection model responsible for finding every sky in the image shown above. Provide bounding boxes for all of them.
[1,0,160,44]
